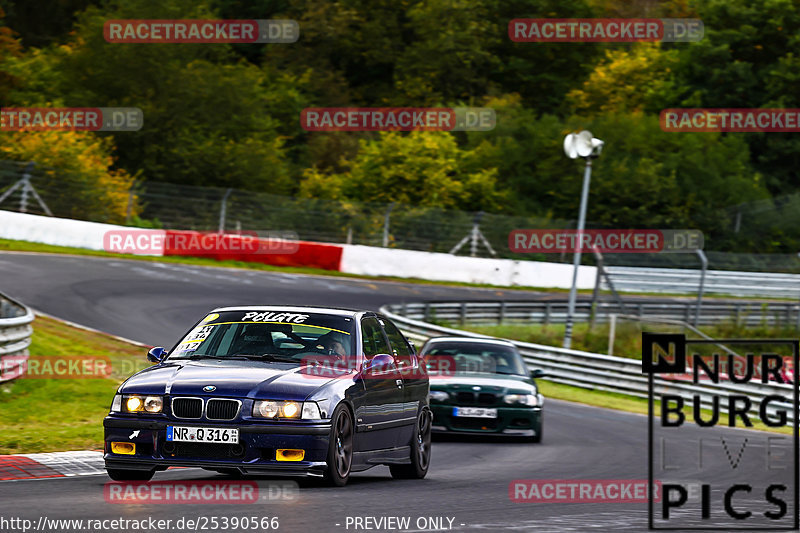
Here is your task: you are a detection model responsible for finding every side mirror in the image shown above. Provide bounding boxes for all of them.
[147,347,167,363]
[530,369,546,379]
[362,353,395,375]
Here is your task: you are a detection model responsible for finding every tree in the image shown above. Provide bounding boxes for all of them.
[0,7,21,102]
[0,130,137,223]
[5,0,293,192]
[299,131,506,212]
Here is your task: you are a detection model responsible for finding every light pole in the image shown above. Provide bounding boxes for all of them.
[563,131,604,349]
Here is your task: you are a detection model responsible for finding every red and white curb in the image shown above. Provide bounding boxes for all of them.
[0,451,104,481]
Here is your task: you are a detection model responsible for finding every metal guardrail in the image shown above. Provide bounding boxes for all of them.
[394,300,800,328]
[381,303,797,423]
[0,292,34,383]
[604,266,800,299]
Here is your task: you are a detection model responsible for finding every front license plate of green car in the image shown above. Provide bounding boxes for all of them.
[452,407,497,418]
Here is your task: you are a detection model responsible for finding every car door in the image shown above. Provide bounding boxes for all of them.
[352,316,405,451]
[378,315,425,445]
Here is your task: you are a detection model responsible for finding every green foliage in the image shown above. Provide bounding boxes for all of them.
[300,132,507,212]
[1,0,798,253]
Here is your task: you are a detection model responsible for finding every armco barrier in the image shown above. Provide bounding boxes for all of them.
[381,303,797,422]
[395,300,800,328]
[604,265,800,299]
[0,292,34,383]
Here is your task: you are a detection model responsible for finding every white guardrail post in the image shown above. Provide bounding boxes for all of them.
[0,292,34,383]
[381,302,797,423]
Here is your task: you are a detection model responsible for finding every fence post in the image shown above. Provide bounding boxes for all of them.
[796,303,800,331]
[544,302,551,325]
[382,203,395,247]
[218,188,232,233]
[694,249,708,327]
[125,180,137,224]
[590,249,603,328]
[460,303,467,327]
[607,314,617,356]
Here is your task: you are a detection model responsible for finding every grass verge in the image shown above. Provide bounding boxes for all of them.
[0,315,149,454]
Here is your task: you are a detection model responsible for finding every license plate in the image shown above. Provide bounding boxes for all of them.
[453,407,497,418]
[166,426,239,443]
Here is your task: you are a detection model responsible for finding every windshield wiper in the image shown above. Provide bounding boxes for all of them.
[228,353,298,363]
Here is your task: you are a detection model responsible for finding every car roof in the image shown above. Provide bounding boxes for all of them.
[211,306,363,318]
[424,336,516,347]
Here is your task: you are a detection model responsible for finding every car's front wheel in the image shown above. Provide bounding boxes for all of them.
[531,412,543,443]
[390,408,431,479]
[106,468,155,481]
[324,404,353,487]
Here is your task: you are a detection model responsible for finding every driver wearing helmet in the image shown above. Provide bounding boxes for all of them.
[316,331,349,358]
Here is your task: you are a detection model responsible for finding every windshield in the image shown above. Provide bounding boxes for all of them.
[168,310,355,363]
[422,342,527,376]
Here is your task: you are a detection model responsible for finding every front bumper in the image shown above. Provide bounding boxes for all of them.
[429,404,542,437]
[103,416,331,476]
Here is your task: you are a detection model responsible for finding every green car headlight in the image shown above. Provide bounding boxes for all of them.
[503,393,538,406]
[429,391,449,402]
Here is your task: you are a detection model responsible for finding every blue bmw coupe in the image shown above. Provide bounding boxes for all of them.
[103,306,431,486]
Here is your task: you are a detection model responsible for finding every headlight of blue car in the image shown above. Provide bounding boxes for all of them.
[253,400,323,419]
[111,394,164,413]
[503,393,538,406]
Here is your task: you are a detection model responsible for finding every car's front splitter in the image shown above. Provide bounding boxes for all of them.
[103,416,331,474]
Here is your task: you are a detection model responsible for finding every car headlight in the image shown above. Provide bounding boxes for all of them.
[254,400,321,419]
[504,393,538,406]
[120,394,164,413]
[429,391,449,402]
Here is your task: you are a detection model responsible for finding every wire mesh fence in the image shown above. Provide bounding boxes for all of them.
[2,159,800,272]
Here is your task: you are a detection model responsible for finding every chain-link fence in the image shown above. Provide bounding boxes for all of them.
[2,159,800,272]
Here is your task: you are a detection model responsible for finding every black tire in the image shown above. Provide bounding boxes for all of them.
[531,413,543,443]
[324,404,354,487]
[106,468,155,481]
[390,408,432,479]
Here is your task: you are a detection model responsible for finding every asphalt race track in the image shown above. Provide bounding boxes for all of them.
[0,252,795,532]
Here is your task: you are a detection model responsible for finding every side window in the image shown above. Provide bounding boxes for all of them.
[361,317,390,358]
[379,318,412,357]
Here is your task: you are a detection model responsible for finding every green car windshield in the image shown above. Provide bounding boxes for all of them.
[168,310,355,362]
[424,342,527,376]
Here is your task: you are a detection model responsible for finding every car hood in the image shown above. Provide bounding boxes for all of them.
[119,359,337,400]
[430,373,536,394]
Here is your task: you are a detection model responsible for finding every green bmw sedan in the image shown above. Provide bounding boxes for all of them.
[419,337,544,442]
